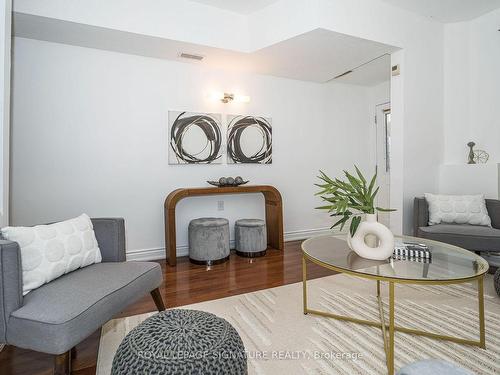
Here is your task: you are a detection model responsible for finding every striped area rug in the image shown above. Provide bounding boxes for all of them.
[97,274,500,374]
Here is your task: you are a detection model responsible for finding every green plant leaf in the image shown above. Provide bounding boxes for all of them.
[354,165,366,184]
[318,170,335,184]
[314,189,329,196]
[344,171,363,192]
[332,215,349,229]
[376,207,397,212]
[367,169,377,196]
[315,167,396,230]
[315,205,334,210]
[349,216,361,236]
[330,210,352,216]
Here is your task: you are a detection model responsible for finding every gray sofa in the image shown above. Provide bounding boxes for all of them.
[414,198,500,253]
[414,198,500,296]
[0,218,165,374]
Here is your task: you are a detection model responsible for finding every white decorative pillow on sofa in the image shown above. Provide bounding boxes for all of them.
[424,193,491,226]
[1,214,102,295]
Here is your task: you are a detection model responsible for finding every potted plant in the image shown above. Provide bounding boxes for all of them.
[315,166,395,260]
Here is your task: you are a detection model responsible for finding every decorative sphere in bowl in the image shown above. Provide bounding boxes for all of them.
[227,177,235,185]
[219,177,227,186]
[234,176,243,184]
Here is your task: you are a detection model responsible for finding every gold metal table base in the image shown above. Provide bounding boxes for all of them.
[302,257,486,375]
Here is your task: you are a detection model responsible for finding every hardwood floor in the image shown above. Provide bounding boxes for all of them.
[0,240,336,375]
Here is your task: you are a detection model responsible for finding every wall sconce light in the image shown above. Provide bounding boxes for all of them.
[208,91,250,104]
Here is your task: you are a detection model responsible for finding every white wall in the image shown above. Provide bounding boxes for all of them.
[13,0,250,52]
[367,80,391,168]
[0,0,11,227]
[367,80,392,225]
[11,38,373,258]
[443,8,500,164]
[439,9,500,198]
[440,164,500,199]
[251,0,444,236]
[368,81,391,109]
[315,0,444,235]
[13,0,446,235]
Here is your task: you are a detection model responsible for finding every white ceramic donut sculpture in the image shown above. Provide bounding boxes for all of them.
[347,214,394,260]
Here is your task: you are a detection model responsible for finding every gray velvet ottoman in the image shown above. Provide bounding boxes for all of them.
[189,217,230,265]
[235,219,267,257]
[111,309,247,375]
[396,360,474,375]
[495,268,500,296]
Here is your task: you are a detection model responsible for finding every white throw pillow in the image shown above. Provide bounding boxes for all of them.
[424,193,491,227]
[1,214,102,295]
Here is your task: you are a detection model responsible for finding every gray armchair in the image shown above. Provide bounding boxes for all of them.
[0,218,165,374]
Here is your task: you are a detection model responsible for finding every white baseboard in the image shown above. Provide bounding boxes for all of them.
[283,227,335,242]
[127,247,169,261]
[126,227,337,261]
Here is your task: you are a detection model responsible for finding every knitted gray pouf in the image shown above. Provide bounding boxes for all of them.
[189,218,230,265]
[495,268,500,297]
[235,219,267,258]
[396,359,474,375]
[111,309,247,375]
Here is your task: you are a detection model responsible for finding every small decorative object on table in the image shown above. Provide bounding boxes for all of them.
[207,176,249,187]
[473,149,489,164]
[393,242,431,263]
[466,141,489,164]
[467,141,476,164]
[315,166,396,260]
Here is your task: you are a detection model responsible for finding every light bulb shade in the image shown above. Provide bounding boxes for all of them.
[207,91,224,101]
[207,91,250,103]
[234,94,250,103]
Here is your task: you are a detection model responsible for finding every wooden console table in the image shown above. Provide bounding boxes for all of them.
[164,185,284,266]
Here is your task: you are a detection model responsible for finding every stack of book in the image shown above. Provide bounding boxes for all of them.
[393,242,431,263]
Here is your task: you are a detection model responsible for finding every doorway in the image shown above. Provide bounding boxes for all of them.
[375,102,391,227]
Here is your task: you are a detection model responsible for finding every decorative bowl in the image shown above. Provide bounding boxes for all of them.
[207,179,249,187]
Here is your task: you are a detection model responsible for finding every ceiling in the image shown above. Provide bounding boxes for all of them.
[381,0,500,22]
[250,29,395,83]
[333,54,391,86]
[189,0,500,22]
[189,0,278,14]
[14,13,397,85]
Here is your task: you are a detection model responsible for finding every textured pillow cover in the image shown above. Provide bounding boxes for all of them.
[1,214,102,295]
[424,193,491,226]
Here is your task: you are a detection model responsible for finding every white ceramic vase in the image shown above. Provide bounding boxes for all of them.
[347,213,394,260]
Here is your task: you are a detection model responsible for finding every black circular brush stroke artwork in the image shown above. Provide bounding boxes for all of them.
[227,116,272,164]
[170,112,222,164]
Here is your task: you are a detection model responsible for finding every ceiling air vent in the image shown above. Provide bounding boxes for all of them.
[179,53,204,61]
[333,70,353,79]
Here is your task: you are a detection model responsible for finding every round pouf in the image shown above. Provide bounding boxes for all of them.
[189,218,230,265]
[111,309,247,375]
[495,268,500,297]
[235,219,267,257]
[396,359,474,375]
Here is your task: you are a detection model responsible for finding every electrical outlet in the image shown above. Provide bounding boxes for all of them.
[217,200,224,211]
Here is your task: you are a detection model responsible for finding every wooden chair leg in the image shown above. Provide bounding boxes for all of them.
[150,288,166,311]
[54,350,71,375]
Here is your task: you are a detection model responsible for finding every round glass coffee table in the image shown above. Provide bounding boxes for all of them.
[302,234,489,375]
